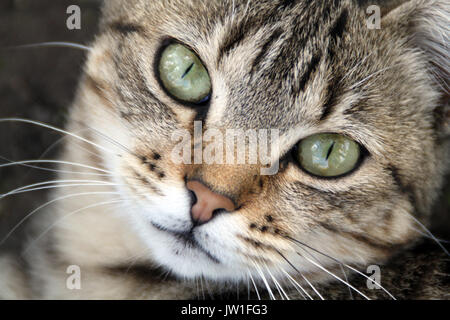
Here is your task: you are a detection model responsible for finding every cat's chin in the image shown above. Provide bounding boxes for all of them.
[132,220,248,281]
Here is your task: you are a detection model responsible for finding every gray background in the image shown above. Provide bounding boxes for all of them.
[0,0,101,251]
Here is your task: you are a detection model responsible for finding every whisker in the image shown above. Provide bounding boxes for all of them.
[22,198,127,255]
[408,214,450,256]
[198,277,207,300]
[285,236,396,299]
[69,140,107,162]
[279,268,311,300]
[251,260,276,300]
[72,120,140,159]
[340,263,354,300]
[247,274,250,300]
[350,61,412,90]
[0,159,113,174]
[124,252,149,275]
[264,264,290,300]
[6,42,92,52]
[0,191,121,246]
[1,180,116,199]
[294,244,354,299]
[294,247,370,300]
[0,158,163,187]
[0,156,113,177]
[338,52,374,84]
[202,275,214,300]
[247,270,261,300]
[3,183,119,198]
[3,129,108,188]
[276,249,323,300]
[296,269,323,300]
[411,226,450,243]
[0,118,119,156]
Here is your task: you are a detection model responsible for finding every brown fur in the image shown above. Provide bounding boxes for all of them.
[0,0,449,299]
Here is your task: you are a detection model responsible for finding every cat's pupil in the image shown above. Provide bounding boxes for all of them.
[182,63,195,79]
[326,142,335,160]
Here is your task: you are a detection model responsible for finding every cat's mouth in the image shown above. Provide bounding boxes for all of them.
[150,222,221,264]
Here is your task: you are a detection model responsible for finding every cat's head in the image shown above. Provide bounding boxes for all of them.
[72,0,449,283]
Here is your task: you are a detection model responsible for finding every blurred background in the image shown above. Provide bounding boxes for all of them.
[0,0,448,255]
[0,0,101,251]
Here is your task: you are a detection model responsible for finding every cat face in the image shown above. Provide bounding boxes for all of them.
[75,0,449,282]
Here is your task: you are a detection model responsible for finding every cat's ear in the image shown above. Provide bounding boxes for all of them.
[382,0,450,136]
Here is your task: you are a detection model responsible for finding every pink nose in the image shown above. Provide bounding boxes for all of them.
[186,180,235,224]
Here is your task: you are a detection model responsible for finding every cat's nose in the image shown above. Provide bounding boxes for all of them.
[186,180,235,225]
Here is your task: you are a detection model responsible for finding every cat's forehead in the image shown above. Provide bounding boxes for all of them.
[98,0,434,154]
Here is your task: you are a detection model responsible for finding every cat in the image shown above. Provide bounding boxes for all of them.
[0,0,449,299]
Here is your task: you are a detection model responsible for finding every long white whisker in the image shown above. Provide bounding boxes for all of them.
[279,269,311,300]
[295,244,353,299]
[295,250,370,300]
[23,198,126,255]
[408,214,450,256]
[0,159,113,174]
[7,42,92,52]
[0,191,121,246]
[1,180,115,199]
[0,157,112,177]
[69,140,106,162]
[251,260,275,300]
[199,275,205,300]
[264,264,289,300]
[276,249,323,299]
[340,263,354,300]
[247,270,261,300]
[202,275,214,300]
[286,236,396,299]
[339,52,374,84]
[298,270,324,300]
[411,226,450,243]
[350,61,411,90]
[246,274,250,300]
[72,120,139,158]
[3,183,118,197]
[0,118,118,156]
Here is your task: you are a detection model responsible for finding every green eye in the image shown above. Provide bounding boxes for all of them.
[158,43,211,104]
[295,133,361,177]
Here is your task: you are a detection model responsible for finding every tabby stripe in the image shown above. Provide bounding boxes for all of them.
[387,165,421,217]
[318,221,394,252]
[293,51,322,94]
[238,235,279,253]
[327,8,348,61]
[108,21,145,35]
[277,0,298,11]
[132,169,163,196]
[217,21,251,64]
[272,2,335,91]
[320,74,342,121]
[84,74,114,108]
[317,9,349,120]
[250,27,284,73]
[329,9,348,40]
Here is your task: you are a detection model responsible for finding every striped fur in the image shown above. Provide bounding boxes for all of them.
[1,0,449,299]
